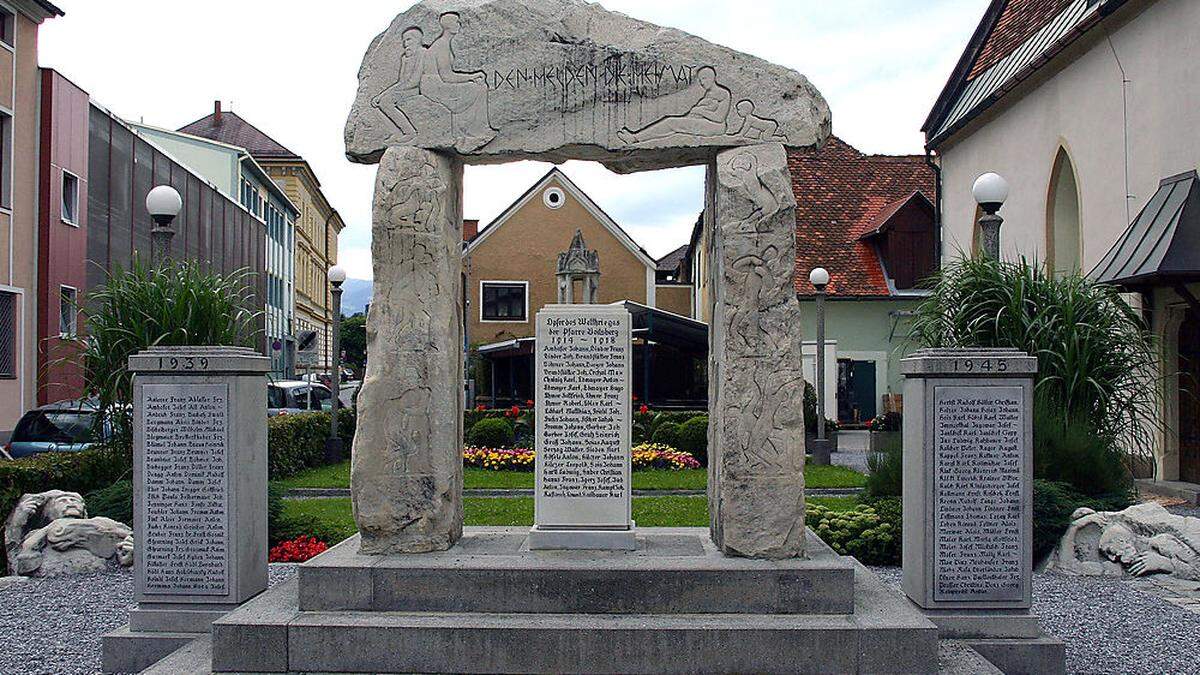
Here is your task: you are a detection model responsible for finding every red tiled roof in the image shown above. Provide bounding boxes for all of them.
[968,0,1073,80]
[657,244,689,272]
[790,137,936,297]
[178,106,301,161]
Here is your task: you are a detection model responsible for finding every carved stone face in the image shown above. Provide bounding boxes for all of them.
[440,13,461,35]
[1099,524,1139,564]
[45,493,86,520]
[736,100,754,116]
[402,28,423,53]
[697,67,716,89]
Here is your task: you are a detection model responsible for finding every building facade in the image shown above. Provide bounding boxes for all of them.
[131,123,299,378]
[924,0,1200,481]
[463,168,660,347]
[0,0,62,437]
[179,103,344,373]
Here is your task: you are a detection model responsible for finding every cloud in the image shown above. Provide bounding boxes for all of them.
[39,0,988,282]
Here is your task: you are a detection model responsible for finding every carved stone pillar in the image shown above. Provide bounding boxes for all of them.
[707,142,807,559]
[351,146,464,554]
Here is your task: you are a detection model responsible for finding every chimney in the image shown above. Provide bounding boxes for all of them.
[463,219,479,241]
[213,100,223,126]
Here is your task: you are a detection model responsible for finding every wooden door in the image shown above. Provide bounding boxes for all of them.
[1179,309,1200,483]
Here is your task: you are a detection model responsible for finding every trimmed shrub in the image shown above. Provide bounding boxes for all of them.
[268,409,356,480]
[0,442,132,575]
[467,418,515,448]
[807,501,900,566]
[651,422,681,449]
[676,416,709,465]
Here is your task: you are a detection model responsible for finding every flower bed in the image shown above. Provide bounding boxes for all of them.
[269,536,329,563]
[462,444,701,472]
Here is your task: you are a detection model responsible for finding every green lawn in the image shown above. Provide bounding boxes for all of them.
[281,495,859,545]
[276,462,864,492]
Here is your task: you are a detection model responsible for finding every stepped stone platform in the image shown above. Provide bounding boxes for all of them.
[206,527,940,674]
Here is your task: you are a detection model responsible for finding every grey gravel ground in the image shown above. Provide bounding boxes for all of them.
[0,565,297,675]
[871,566,1200,675]
[3,561,1198,673]
[832,429,871,473]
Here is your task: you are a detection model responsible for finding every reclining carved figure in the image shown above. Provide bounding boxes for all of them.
[4,490,133,577]
[1047,502,1200,581]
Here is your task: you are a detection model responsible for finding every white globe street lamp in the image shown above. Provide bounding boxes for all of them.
[325,265,348,462]
[145,185,182,265]
[972,172,1009,260]
[809,267,832,465]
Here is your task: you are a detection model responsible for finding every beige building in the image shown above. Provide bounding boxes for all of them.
[925,0,1200,484]
[463,168,662,347]
[0,1,62,437]
[180,104,345,372]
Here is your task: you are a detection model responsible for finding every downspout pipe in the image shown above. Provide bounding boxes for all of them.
[924,148,944,263]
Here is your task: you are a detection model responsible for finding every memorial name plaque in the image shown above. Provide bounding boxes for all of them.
[141,383,230,596]
[532,305,634,549]
[900,348,1035,612]
[933,386,1023,603]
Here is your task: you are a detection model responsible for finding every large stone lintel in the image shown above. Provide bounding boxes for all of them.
[351,146,464,555]
[708,143,806,559]
[344,0,830,173]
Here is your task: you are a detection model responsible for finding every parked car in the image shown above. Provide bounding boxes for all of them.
[4,399,108,459]
[268,381,335,417]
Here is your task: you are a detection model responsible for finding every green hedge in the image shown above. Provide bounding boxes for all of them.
[0,442,133,575]
[808,498,901,566]
[466,418,515,448]
[676,416,708,465]
[633,410,706,444]
[268,409,356,480]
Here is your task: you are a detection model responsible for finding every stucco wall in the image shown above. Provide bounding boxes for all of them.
[937,0,1200,271]
[795,298,921,402]
[655,284,692,318]
[464,176,651,346]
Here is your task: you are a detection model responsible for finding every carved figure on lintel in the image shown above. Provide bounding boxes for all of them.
[4,490,134,577]
[727,245,783,350]
[617,66,731,145]
[372,12,496,152]
[728,100,787,142]
[1047,502,1200,581]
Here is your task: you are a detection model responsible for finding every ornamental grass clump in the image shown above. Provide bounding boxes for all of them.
[71,256,258,443]
[910,255,1158,491]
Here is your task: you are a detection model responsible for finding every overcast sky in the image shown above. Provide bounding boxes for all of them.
[40,0,987,281]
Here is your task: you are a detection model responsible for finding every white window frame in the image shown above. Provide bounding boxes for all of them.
[479,280,529,324]
[61,169,80,226]
[59,285,78,338]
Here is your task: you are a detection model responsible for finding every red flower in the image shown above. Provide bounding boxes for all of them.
[269,536,329,563]
[525,399,534,407]
[639,404,649,415]
[510,405,521,417]
[475,404,487,412]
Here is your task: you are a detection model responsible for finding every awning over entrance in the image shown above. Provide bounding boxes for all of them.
[1091,171,1200,289]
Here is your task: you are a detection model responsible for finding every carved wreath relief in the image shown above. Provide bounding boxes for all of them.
[367,12,786,152]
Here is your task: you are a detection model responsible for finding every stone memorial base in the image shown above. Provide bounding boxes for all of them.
[102,603,237,674]
[172,527,941,674]
[915,605,1067,675]
[528,521,637,550]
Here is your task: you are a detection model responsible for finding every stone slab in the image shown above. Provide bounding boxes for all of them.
[528,524,637,550]
[919,606,1043,639]
[101,624,203,674]
[345,0,830,172]
[300,527,855,615]
[142,635,214,675]
[210,531,938,674]
[129,605,239,633]
[966,636,1067,675]
[938,641,1004,675]
[1136,478,1200,505]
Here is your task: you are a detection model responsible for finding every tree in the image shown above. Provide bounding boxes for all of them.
[341,314,367,372]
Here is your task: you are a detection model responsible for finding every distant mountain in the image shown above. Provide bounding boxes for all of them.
[340,278,373,316]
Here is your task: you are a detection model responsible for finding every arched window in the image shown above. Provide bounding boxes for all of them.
[1047,148,1082,275]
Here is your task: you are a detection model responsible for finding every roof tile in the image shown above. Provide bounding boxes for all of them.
[178,109,302,161]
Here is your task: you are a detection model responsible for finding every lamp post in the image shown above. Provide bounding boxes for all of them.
[324,265,347,463]
[146,185,182,266]
[809,267,832,466]
[972,172,1009,260]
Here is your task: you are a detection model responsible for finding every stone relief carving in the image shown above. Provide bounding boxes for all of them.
[4,490,134,577]
[352,146,464,554]
[371,11,496,151]
[1048,502,1200,581]
[708,142,805,559]
[346,0,830,172]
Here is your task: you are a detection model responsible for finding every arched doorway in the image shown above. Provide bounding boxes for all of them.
[1047,148,1081,276]
[1179,308,1200,483]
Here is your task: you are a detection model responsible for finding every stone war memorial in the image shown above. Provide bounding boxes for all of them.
[200,1,951,672]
